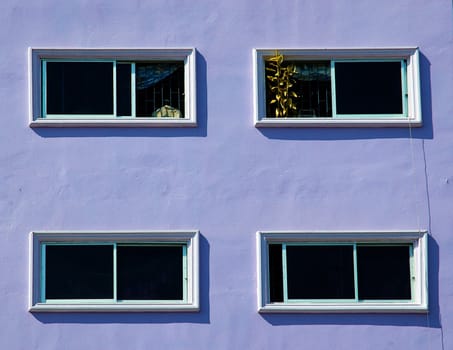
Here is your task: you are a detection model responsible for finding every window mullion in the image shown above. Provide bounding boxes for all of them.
[282,243,288,303]
[401,60,408,118]
[353,243,359,302]
[113,242,117,302]
[182,244,188,302]
[113,61,117,117]
[409,244,415,302]
[131,63,136,118]
[330,60,337,119]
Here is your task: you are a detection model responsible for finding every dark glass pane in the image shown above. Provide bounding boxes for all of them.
[357,245,411,300]
[46,62,113,115]
[335,61,403,115]
[286,245,355,299]
[268,244,283,302]
[117,245,183,300]
[45,245,113,299]
[116,63,132,116]
[265,60,332,118]
[135,62,185,118]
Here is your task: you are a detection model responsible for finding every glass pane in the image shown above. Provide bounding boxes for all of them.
[286,245,355,299]
[45,245,113,299]
[335,61,403,115]
[357,245,411,300]
[117,245,183,300]
[266,60,332,118]
[135,62,185,118]
[268,244,283,302]
[46,62,114,115]
[116,63,132,116]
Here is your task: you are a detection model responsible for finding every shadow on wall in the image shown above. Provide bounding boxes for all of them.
[258,52,433,141]
[261,234,440,328]
[32,234,210,324]
[32,51,208,139]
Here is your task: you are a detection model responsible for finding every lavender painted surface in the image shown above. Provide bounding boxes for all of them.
[0,0,452,349]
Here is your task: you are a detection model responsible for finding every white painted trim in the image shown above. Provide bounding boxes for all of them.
[29,118,197,128]
[29,48,197,128]
[257,230,428,313]
[253,48,422,127]
[258,303,429,314]
[29,230,200,312]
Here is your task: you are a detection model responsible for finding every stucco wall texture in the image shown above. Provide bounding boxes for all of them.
[0,0,452,349]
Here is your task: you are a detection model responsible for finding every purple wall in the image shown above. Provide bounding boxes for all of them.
[0,0,452,348]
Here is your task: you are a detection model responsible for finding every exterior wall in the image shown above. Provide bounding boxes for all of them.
[0,0,451,349]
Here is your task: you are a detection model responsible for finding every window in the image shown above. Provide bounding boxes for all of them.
[29,48,197,127]
[253,48,422,127]
[29,231,199,312]
[257,231,428,313]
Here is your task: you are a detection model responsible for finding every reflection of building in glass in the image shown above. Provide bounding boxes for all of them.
[136,62,185,117]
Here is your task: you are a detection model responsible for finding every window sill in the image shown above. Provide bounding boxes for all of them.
[258,303,428,314]
[29,303,200,313]
[255,118,422,128]
[29,118,197,128]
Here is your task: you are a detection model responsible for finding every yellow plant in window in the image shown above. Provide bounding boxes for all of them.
[266,52,298,117]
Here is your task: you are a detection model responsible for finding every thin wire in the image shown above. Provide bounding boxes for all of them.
[408,120,444,350]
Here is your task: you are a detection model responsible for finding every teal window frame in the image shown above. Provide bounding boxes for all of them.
[257,231,428,313]
[29,48,197,127]
[279,242,414,304]
[30,231,200,312]
[40,242,188,305]
[41,59,182,120]
[330,59,408,119]
[41,59,131,120]
[253,48,422,127]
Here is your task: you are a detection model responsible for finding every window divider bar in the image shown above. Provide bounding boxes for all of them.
[113,243,117,302]
[409,244,415,302]
[282,243,288,303]
[113,61,117,117]
[131,63,136,118]
[353,243,359,302]
[401,60,408,118]
[330,61,337,118]
[182,244,188,302]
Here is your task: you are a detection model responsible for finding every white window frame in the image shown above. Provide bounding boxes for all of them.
[257,230,428,313]
[29,230,199,312]
[253,48,422,127]
[29,48,197,127]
